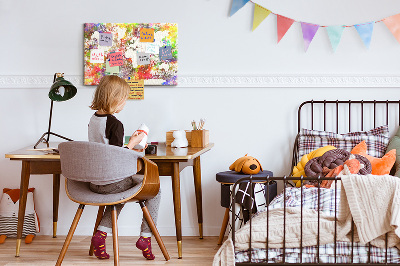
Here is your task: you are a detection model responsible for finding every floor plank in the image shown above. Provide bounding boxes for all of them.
[0,236,222,265]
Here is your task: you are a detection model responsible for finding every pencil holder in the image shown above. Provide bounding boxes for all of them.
[191,130,209,148]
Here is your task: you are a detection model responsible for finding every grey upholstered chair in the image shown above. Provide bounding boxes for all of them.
[55,141,169,266]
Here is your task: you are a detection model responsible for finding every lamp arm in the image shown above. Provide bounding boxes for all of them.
[46,100,54,143]
[45,73,57,143]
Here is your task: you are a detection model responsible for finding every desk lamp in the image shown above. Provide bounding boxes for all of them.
[33,73,77,149]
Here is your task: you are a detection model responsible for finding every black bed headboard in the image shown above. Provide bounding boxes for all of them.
[298,100,400,133]
[292,100,400,169]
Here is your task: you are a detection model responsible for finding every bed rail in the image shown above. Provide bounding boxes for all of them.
[231,100,400,265]
[232,175,394,265]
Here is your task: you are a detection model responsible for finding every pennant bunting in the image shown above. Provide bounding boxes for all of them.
[229,1,400,52]
[230,0,250,17]
[326,26,345,52]
[277,15,295,43]
[383,14,400,44]
[252,4,271,31]
[301,22,319,52]
[354,22,374,49]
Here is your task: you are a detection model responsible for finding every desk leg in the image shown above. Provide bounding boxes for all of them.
[171,162,182,259]
[16,161,31,257]
[193,157,203,239]
[53,174,60,238]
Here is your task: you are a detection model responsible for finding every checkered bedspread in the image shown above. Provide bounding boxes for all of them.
[235,186,400,264]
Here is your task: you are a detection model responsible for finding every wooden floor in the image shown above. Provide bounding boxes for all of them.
[0,235,223,265]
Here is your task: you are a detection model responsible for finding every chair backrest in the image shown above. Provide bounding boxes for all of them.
[59,141,142,183]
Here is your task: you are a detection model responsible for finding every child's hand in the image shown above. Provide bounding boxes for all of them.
[133,143,148,152]
[126,131,145,150]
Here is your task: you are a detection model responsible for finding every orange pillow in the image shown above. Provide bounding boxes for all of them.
[351,140,396,175]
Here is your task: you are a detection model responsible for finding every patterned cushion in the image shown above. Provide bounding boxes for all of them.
[296,125,390,164]
[0,214,36,237]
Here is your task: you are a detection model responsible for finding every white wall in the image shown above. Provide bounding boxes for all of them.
[1,0,400,236]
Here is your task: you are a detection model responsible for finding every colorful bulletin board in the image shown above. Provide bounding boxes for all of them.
[84,23,178,86]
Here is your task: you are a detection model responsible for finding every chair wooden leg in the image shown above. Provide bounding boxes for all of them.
[56,204,85,266]
[218,208,230,245]
[139,201,170,261]
[89,206,105,256]
[111,205,119,266]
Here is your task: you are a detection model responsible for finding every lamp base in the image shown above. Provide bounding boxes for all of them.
[33,132,73,149]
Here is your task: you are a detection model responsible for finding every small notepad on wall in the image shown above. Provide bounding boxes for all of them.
[127,79,144,100]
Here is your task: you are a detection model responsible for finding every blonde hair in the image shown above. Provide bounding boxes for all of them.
[90,75,130,114]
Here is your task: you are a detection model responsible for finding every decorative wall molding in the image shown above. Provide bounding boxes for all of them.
[179,75,400,88]
[1,75,399,88]
[0,75,84,88]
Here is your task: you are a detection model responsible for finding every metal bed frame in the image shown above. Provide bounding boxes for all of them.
[232,100,400,265]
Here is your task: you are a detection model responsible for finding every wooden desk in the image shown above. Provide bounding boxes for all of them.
[5,142,214,259]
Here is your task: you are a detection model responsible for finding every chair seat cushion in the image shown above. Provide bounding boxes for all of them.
[216,170,273,184]
[66,175,144,205]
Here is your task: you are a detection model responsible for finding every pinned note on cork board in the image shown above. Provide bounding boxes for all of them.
[127,79,144,100]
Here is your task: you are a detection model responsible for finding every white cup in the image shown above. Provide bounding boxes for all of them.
[133,123,149,150]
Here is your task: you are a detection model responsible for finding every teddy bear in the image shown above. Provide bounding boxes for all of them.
[0,188,39,244]
[171,130,188,148]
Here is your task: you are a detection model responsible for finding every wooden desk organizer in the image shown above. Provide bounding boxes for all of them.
[166,130,209,147]
[191,130,209,148]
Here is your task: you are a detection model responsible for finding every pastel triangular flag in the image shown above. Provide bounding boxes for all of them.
[230,0,250,17]
[326,25,345,52]
[252,4,271,31]
[383,14,400,44]
[354,22,374,49]
[301,22,319,52]
[277,15,295,43]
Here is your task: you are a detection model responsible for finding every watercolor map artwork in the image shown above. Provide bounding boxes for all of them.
[84,23,178,85]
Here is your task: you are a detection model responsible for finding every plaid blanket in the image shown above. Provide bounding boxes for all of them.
[235,186,400,263]
[228,181,277,235]
[267,186,341,216]
[228,183,269,235]
[236,242,400,263]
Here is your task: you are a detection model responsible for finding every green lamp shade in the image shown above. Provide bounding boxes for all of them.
[48,76,77,102]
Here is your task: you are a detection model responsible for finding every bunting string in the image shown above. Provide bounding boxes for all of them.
[230,0,400,52]
[249,0,385,28]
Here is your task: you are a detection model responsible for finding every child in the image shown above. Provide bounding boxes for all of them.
[88,75,161,260]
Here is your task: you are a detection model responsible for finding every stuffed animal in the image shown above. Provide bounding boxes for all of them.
[0,188,39,244]
[171,130,188,148]
[230,154,263,175]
